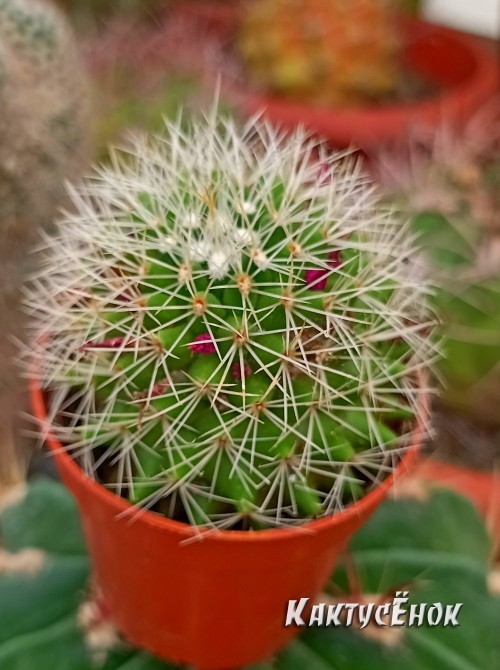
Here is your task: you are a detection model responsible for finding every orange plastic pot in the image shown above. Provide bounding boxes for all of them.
[31,380,423,669]
[231,19,499,150]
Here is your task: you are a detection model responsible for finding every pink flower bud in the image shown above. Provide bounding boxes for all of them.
[232,362,252,380]
[305,269,328,291]
[318,162,331,185]
[305,250,342,291]
[328,250,342,267]
[189,333,216,354]
[80,337,127,351]
[117,290,133,302]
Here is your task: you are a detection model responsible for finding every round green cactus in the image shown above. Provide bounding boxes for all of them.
[28,111,434,530]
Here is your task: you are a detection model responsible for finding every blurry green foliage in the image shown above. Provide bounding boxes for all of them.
[411,209,500,417]
[92,75,199,160]
[1,479,498,669]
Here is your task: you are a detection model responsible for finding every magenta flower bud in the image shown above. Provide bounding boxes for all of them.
[189,333,216,354]
[305,268,328,291]
[81,337,127,351]
[232,362,252,380]
[318,162,331,185]
[305,250,342,290]
[151,380,170,397]
[117,290,133,302]
[328,250,342,267]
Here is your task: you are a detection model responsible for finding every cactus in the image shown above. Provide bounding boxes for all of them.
[0,0,88,491]
[379,116,500,425]
[239,0,401,106]
[28,110,434,530]
[0,0,88,259]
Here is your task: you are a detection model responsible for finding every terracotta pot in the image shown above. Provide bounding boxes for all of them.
[231,19,499,150]
[31,380,423,669]
[415,457,500,556]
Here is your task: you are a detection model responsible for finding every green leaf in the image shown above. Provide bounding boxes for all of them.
[0,479,87,556]
[281,629,412,670]
[0,615,149,670]
[411,211,476,269]
[405,578,500,670]
[353,489,489,559]
[2,480,499,670]
[436,279,500,387]
[311,489,500,670]
[275,638,337,670]
[0,558,89,644]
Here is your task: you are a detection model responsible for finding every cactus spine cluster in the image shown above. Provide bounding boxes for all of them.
[29,111,434,530]
[239,0,400,106]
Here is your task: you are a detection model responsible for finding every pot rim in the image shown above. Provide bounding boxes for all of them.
[30,373,426,542]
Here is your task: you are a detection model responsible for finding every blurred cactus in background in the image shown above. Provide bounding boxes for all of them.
[0,0,88,488]
[72,0,222,160]
[380,111,500,430]
[239,0,401,106]
[0,0,88,270]
[28,111,435,530]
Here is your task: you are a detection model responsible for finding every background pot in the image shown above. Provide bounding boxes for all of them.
[231,19,498,150]
[31,380,422,669]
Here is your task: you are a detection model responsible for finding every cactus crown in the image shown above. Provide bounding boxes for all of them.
[28,110,434,530]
